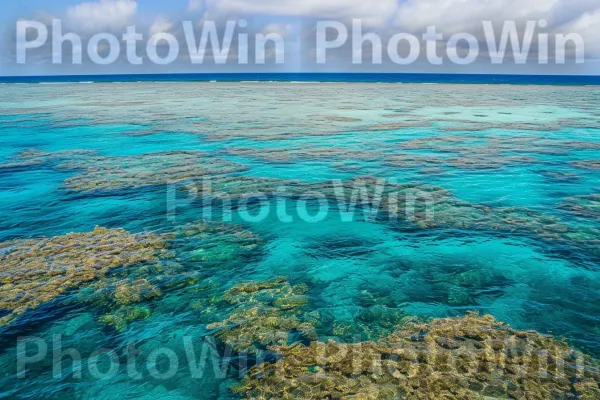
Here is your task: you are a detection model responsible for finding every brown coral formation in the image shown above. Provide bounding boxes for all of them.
[232,313,600,400]
[77,271,168,332]
[207,277,316,354]
[0,227,168,327]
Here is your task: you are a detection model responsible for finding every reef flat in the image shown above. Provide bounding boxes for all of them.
[1,82,600,399]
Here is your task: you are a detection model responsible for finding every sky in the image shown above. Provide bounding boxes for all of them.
[1,0,600,75]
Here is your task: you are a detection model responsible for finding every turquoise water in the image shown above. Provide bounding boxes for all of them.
[1,82,600,398]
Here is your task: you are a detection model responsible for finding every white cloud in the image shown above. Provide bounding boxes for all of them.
[188,0,203,12]
[66,0,138,33]
[149,15,173,36]
[394,0,556,33]
[550,0,600,26]
[203,0,398,25]
[559,9,600,57]
[263,23,292,37]
[63,0,600,61]
[188,0,600,61]
[390,0,600,58]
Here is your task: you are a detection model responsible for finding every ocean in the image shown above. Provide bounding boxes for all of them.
[1,77,599,398]
[2,72,600,85]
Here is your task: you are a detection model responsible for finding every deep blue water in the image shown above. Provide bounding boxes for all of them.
[1,72,600,85]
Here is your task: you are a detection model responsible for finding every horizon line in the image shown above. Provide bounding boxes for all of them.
[1,72,600,87]
[2,72,600,78]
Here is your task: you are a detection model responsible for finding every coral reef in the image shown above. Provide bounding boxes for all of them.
[182,175,600,255]
[207,277,316,354]
[358,122,431,131]
[182,175,453,218]
[98,305,152,332]
[197,176,301,201]
[60,151,248,192]
[0,149,96,172]
[401,135,600,155]
[394,188,600,255]
[571,160,600,170]
[537,170,581,183]
[77,221,264,331]
[559,194,600,220]
[322,116,362,123]
[352,306,411,341]
[0,221,265,330]
[176,221,264,266]
[387,135,600,171]
[0,227,168,327]
[225,147,379,164]
[232,313,600,400]
[77,272,167,315]
[219,133,598,172]
[437,120,600,132]
[0,149,249,193]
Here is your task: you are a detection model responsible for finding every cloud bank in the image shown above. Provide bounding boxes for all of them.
[186,0,600,58]
[66,0,138,33]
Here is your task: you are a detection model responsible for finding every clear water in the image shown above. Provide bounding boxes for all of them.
[1,82,600,399]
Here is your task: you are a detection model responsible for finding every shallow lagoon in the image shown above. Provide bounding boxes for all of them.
[1,82,600,398]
